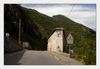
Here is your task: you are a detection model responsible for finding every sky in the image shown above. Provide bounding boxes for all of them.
[21,4,96,31]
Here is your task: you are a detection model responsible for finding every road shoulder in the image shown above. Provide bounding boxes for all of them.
[48,51,84,65]
[4,50,25,60]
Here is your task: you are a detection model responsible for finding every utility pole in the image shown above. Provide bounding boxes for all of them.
[19,19,21,45]
[69,44,71,57]
[14,17,21,45]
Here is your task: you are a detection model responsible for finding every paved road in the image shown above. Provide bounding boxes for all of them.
[4,50,62,65]
[48,52,83,65]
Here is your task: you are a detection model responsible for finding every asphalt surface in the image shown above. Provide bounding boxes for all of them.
[48,52,83,65]
[4,50,62,65]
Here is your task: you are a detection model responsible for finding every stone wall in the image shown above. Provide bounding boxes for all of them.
[4,35,23,53]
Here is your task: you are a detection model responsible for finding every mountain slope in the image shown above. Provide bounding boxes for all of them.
[52,15,96,64]
[22,8,59,38]
[4,4,47,50]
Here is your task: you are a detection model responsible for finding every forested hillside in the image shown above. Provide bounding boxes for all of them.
[52,15,96,65]
[4,4,47,50]
[4,4,96,65]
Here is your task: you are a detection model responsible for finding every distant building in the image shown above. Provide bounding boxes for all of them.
[47,28,66,52]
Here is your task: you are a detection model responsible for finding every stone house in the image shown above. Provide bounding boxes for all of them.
[47,28,66,52]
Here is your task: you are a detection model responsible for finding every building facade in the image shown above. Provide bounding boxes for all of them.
[47,28,66,52]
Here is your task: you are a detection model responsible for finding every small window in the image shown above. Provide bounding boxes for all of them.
[57,31,61,37]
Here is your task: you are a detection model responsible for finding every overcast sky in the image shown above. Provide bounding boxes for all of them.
[21,4,96,31]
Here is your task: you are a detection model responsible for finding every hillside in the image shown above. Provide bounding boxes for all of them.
[4,4,96,65]
[21,8,59,38]
[4,4,47,50]
[52,15,96,65]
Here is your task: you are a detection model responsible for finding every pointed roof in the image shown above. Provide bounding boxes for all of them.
[48,28,65,39]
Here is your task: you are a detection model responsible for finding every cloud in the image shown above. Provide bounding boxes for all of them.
[21,4,96,30]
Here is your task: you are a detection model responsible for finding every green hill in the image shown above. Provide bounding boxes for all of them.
[4,4,96,65]
[22,8,58,38]
[52,15,96,65]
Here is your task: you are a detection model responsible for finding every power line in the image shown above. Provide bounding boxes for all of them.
[67,4,95,28]
[68,4,75,17]
[87,19,95,26]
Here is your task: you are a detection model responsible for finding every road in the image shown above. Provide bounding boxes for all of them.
[4,50,62,65]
